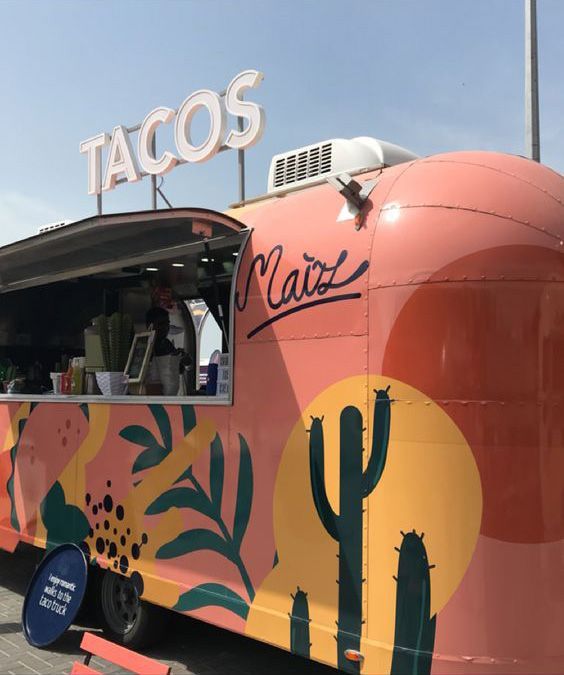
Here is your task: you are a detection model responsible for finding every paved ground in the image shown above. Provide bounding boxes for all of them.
[0,544,338,675]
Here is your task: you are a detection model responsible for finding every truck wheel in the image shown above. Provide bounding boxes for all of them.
[99,571,165,649]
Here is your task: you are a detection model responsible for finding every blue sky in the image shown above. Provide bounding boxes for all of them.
[0,0,562,245]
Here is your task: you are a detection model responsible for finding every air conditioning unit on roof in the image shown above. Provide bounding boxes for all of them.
[267,136,418,194]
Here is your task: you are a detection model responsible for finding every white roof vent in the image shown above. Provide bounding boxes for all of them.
[37,220,74,234]
[267,136,418,194]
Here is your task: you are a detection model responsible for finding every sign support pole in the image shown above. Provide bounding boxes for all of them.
[238,116,245,203]
[525,0,540,162]
[151,134,158,209]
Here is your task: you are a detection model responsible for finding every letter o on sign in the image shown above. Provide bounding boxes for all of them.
[174,89,226,163]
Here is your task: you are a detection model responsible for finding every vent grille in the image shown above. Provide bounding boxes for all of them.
[273,143,332,188]
[37,220,73,234]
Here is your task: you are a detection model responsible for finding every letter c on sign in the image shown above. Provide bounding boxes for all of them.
[174,90,226,163]
[138,107,178,175]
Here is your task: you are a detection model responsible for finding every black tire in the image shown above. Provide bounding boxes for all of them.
[99,571,167,649]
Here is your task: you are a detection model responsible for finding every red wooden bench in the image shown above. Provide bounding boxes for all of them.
[71,632,171,675]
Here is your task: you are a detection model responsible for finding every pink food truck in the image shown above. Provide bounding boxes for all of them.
[0,129,562,674]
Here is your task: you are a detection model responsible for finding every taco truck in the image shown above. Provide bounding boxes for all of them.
[0,70,562,675]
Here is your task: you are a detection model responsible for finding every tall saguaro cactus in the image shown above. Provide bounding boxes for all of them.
[391,531,436,675]
[309,386,391,673]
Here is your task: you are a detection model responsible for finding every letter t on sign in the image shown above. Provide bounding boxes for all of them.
[79,133,110,195]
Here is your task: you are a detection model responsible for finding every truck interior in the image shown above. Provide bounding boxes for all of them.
[0,208,248,401]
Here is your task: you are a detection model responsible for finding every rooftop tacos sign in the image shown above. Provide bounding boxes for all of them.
[79,70,265,196]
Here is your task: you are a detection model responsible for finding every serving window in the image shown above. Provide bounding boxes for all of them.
[0,208,248,404]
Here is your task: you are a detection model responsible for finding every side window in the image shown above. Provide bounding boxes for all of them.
[0,228,247,403]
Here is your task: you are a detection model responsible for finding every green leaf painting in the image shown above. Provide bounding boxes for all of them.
[124,406,196,478]
[41,481,90,551]
[7,418,28,532]
[150,404,172,451]
[146,415,256,616]
[174,583,249,620]
[120,420,170,475]
[120,425,161,448]
[146,487,215,519]
[233,434,253,553]
[131,444,170,474]
[157,528,234,561]
[120,404,256,620]
[181,405,196,436]
[209,434,224,513]
[173,465,194,485]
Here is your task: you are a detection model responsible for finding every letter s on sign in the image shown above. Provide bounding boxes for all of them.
[138,107,178,175]
[174,90,227,163]
[224,70,265,150]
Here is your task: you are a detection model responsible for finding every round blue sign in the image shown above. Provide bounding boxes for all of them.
[22,544,88,647]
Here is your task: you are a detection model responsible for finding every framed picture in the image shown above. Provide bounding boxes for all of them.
[124,331,155,384]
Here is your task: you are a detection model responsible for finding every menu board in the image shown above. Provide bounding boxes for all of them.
[124,331,155,383]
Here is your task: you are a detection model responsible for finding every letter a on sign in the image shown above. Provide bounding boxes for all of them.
[102,126,141,191]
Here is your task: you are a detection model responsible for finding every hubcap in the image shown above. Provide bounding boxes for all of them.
[102,573,139,634]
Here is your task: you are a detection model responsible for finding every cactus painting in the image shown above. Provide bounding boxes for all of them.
[391,531,436,675]
[289,587,311,658]
[245,375,482,673]
[309,386,391,672]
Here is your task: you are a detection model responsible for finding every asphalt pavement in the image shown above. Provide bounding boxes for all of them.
[0,543,337,675]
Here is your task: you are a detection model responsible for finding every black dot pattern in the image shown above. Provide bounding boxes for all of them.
[84,485,149,577]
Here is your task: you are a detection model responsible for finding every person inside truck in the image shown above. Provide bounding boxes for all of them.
[145,306,192,395]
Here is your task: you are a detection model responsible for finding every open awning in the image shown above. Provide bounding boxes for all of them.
[0,208,247,293]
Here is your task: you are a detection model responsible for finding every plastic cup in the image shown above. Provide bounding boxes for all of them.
[50,373,62,394]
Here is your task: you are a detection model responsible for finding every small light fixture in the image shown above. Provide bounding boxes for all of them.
[172,262,185,268]
[232,252,238,257]
[146,267,159,272]
[201,257,209,263]
[344,649,364,664]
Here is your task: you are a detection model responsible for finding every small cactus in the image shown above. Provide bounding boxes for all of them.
[289,587,311,658]
[391,531,436,675]
[309,386,391,673]
[95,313,133,371]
